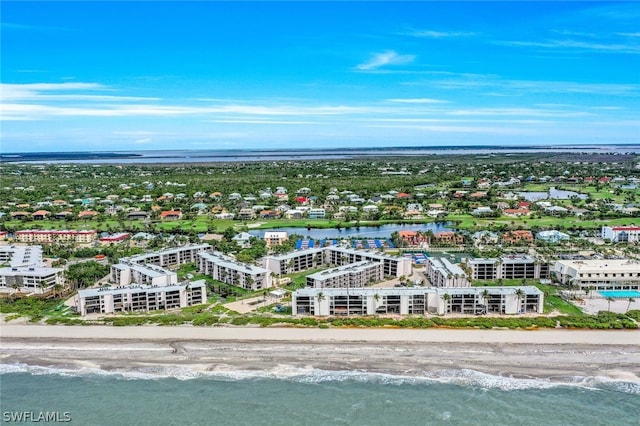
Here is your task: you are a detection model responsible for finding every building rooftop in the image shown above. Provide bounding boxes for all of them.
[294,286,542,297]
[79,280,206,298]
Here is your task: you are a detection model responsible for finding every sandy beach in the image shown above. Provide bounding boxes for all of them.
[2,325,639,382]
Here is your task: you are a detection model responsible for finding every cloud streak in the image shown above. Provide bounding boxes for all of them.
[498,39,640,54]
[386,98,449,104]
[403,29,476,38]
[355,50,415,70]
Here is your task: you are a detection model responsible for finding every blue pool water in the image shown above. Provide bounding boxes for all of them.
[599,290,640,298]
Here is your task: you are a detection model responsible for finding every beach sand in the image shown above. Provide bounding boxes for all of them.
[2,325,639,381]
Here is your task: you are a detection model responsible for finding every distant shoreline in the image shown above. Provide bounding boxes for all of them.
[2,144,638,164]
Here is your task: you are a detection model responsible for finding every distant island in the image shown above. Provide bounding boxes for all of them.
[0,152,143,162]
[3,144,639,164]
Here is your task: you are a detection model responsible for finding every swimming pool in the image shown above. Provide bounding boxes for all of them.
[598,290,640,299]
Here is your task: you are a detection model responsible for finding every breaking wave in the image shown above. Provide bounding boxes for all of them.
[1,362,638,394]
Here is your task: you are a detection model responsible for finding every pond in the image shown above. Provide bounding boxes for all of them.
[248,222,452,240]
[517,187,587,202]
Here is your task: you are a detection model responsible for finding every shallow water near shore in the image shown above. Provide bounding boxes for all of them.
[2,364,639,426]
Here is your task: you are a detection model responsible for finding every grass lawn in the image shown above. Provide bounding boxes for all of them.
[472,279,584,315]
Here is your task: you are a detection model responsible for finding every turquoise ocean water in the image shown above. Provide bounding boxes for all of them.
[1,364,639,426]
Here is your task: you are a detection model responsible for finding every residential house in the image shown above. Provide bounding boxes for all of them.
[502,230,534,245]
[160,210,183,220]
[31,210,51,220]
[264,231,288,247]
[237,208,255,220]
[232,232,253,248]
[78,210,99,219]
[536,230,570,244]
[433,231,464,246]
[308,208,326,219]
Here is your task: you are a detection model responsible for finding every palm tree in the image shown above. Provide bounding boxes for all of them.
[626,298,635,313]
[315,291,325,316]
[53,283,63,299]
[514,289,525,314]
[606,297,614,312]
[441,293,451,315]
[481,289,490,314]
[373,293,381,314]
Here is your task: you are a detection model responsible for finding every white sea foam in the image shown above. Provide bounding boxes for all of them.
[1,362,638,394]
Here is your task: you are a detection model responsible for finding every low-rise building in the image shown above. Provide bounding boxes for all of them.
[424,257,469,287]
[536,230,570,244]
[433,231,464,246]
[502,230,534,245]
[78,280,206,315]
[14,229,97,244]
[124,244,211,268]
[292,286,543,316]
[0,245,43,267]
[264,231,288,247]
[552,259,640,291]
[601,225,640,243]
[111,262,178,287]
[100,233,130,244]
[198,251,272,291]
[263,246,412,278]
[465,255,549,280]
[308,208,326,219]
[0,265,64,294]
[306,261,383,289]
[160,210,183,220]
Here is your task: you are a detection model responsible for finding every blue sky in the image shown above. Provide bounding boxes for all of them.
[1,1,639,152]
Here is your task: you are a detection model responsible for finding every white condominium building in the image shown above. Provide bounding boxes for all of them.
[198,251,272,291]
[424,257,469,287]
[264,246,412,278]
[292,286,543,317]
[465,255,549,280]
[601,226,640,243]
[306,261,383,289]
[0,266,64,294]
[552,259,640,291]
[0,245,43,267]
[0,245,64,294]
[123,244,211,267]
[110,262,178,287]
[78,280,206,315]
[263,247,326,275]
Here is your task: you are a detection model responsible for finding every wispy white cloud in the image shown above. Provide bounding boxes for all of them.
[445,107,593,118]
[0,22,70,31]
[355,51,415,71]
[386,98,449,104]
[498,39,640,54]
[364,124,537,136]
[208,119,318,125]
[403,29,476,38]
[426,76,640,96]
